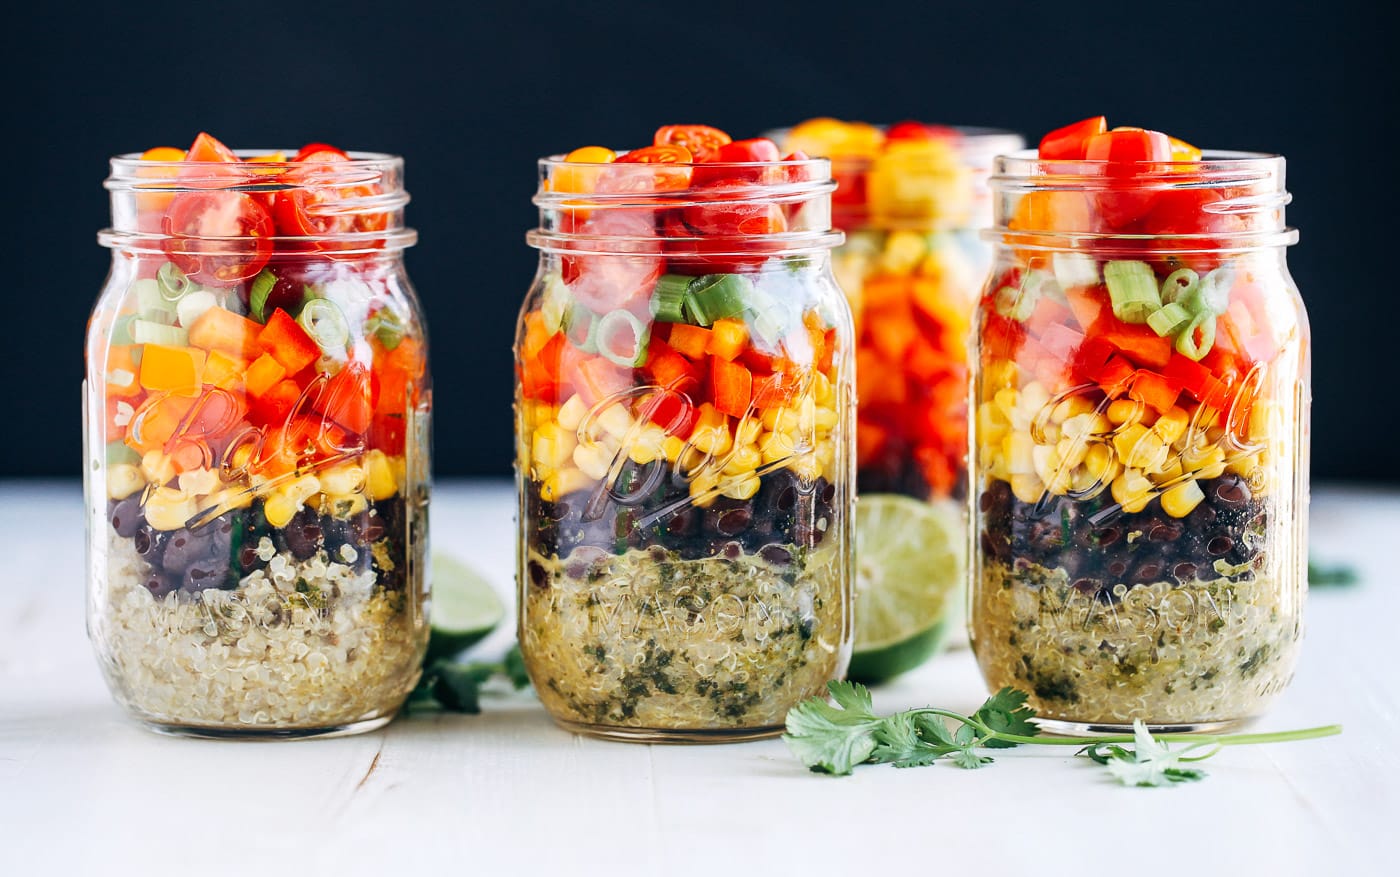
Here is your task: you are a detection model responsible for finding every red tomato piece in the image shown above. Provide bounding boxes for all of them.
[885,121,960,142]
[1038,116,1108,161]
[314,362,379,434]
[694,139,783,186]
[654,125,732,162]
[185,132,239,163]
[161,191,275,286]
[1085,127,1172,165]
[293,142,348,162]
[681,179,787,236]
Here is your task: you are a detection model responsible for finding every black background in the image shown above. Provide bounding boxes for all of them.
[15,0,1390,481]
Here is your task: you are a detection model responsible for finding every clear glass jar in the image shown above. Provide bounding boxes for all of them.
[86,145,431,738]
[517,151,854,742]
[970,148,1308,732]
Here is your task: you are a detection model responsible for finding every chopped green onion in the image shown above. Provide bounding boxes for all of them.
[248,269,278,323]
[1104,260,1162,325]
[1191,267,1234,316]
[564,304,598,353]
[1023,268,1065,303]
[131,319,189,347]
[596,309,651,368]
[1175,311,1217,361]
[111,314,137,346]
[175,290,218,329]
[684,274,754,326]
[649,274,692,324]
[1159,268,1200,305]
[132,278,175,321]
[1146,302,1192,337]
[157,262,194,302]
[297,298,351,353]
[366,308,405,351]
[994,285,1036,322]
[106,440,142,467]
[1052,252,1100,290]
[540,274,573,334]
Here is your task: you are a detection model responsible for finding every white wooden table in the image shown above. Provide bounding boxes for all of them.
[0,480,1393,876]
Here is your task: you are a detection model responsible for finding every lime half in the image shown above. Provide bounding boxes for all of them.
[848,494,966,684]
[426,554,506,662]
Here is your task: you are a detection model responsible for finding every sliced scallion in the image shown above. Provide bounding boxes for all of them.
[1146,301,1192,337]
[1104,260,1162,325]
[297,298,351,353]
[684,274,754,326]
[111,314,137,346]
[540,273,573,334]
[157,262,194,302]
[596,309,651,368]
[366,307,405,351]
[132,278,174,320]
[1175,311,1217,361]
[564,304,598,353]
[248,269,278,323]
[1023,268,1065,303]
[1191,266,1234,316]
[649,274,692,324]
[994,285,1035,322]
[1052,252,1100,290]
[176,290,219,329]
[1159,268,1200,305]
[131,319,189,347]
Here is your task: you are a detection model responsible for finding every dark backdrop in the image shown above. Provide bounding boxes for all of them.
[15,0,1390,481]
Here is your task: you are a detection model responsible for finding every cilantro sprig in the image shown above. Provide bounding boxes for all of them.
[783,681,1341,785]
[406,644,531,714]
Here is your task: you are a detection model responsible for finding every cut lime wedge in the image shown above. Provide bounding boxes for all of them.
[848,494,966,684]
[426,554,506,662]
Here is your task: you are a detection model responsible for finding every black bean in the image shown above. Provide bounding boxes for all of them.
[819,482,836,506]
[715,507,753,537]
[1132,560,1164,584]
[1173,562,1199,581]
[134,527,165,566]
[528,560,549,590]
[1213,475,1251,509]
[352,510,386,544]
[1208,536,1234,556]
[1096,525,1123,549]
[1107,559,1129,580]
[181,559,228,592]
[281,509,323,560]
[162,529,211,573]
[143,572,177,599]
[1071,577,1100,595]
[110,496,144,538]
[1148,520,1184,543]
[759,545,792,566]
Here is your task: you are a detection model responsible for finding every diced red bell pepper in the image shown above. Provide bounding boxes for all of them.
[753,371,802,408]
[1070,336,1116,384]
[1089,314,1173,369]
[1159,354,1235,409]
[1038,116,1108,161]
[644,339,701,391]
[710,356,753,418]
[982,313,1026,359]
[667,323,713,360]
[570,355,632,407]
[258,309,321,376]
[1094,355,1137,392]
[250,378,304,427]
[315,362,378,434]
[371,412,407,456]
[1130,370,1181,415]
[640,390,697,437]
[1064,284,1106,332]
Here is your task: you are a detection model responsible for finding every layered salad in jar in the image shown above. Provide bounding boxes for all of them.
[89,134,430,734]
[518,126,853,738]
[971,118,1307,728]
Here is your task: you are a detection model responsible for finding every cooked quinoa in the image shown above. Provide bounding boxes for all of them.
[93,528,426,731]
[971,559,1302,726]
[521,542,849,732]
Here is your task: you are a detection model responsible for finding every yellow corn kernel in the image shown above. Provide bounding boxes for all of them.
[723,443,763,476]
[286,474,322,506]
[1017,381,1051,420]
[689,424,733,457]
[719,473,761,500]
[1192,405,1223,432]
[1069,465,1103,495]
[879,229,927,275]
[812,371,834,406]
[1182,444,1227,480]
[689,472,719,507]
[206,486,254,512]
[1153,407,1190,445]
[318,463,366,497]
[813,404,839,432]
[1226,448,1263,478]
[557,394,589,432]
[788,452,824,482]
[262,492,299,529]
[572,443,613,481]
[1061,412,1112,440]
[1082,442,1119,482]
[145,492,198,530]
[140,450,176,486]
[1112,424,1167,471]
[1055,436,1090,470]
[1005,432,1036,476]
[735,417,763,446]
[1111,469,1155,514]
[542,467,594,502]
[1106,398,1153,426]
[1160,479,1205,518]
[1248,400,1281,441]
[982,359,1019,395]
[107,463,144,500]
[993,388,1019,422]
[1010,474,1046,504]
[760,431,796,465]
[626,424,668,465]
[1150,458,1185,484]
[365,450,398,501]
[1031,444,1060,484]
[661,435,686,463]
[532,422,579,470]
[977,400,1010,435]
[229,443,254,472]
[1051,395,1094,423]
[760,406,799,433]
[591,403,631,441]
[326,493,369,517]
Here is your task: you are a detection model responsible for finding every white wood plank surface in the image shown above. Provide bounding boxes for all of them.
[0,480,1393,876]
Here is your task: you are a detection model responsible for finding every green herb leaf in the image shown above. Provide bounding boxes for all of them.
[973,687,1040,749]
[782,680,884,775]
[1308,559,1359,587]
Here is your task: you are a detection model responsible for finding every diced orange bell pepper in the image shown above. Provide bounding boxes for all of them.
[244,353,288,399]
[521,311,554,362]
[258,309,321,376]
[710,356,753,418]
[386,335,427,379]
[1089,314,1173,369]
[314,362,378,434]
[250,379,304,428]
[1130,370,1181,415]
[202,349,248,390]
[371,412,407,456]
[106,346,143,397]
[1064,285,1107,332]
[667,324,713,360]
[125,393,197,455]
[187,307,264,360]
[705,318,750,361]
[644,339,701,392]
[139,344,207,396]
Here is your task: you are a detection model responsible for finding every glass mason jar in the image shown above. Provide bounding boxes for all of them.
[517,151,855,742]
[970,148,1308,731]
[86,146,431,738]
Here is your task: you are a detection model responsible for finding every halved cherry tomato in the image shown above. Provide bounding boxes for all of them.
[1085,127,1173,165]
[1084,128,1173,229]
[1037,116,1108,161]
[682,180,787,236]
[885,121,960,142]
[599,144,694,193]
[1167,135,1203,162]
[693,138,783,186]
[617,144,693,164]
[162,191,275,286]
[274,149,386,241]
[654,125,731,162]
[185,132,239,163]
[293,142,348,162]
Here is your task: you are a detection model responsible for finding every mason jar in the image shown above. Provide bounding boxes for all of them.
[970,145,1308,731]
[517,146,855,742]
[86,137,431,738]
